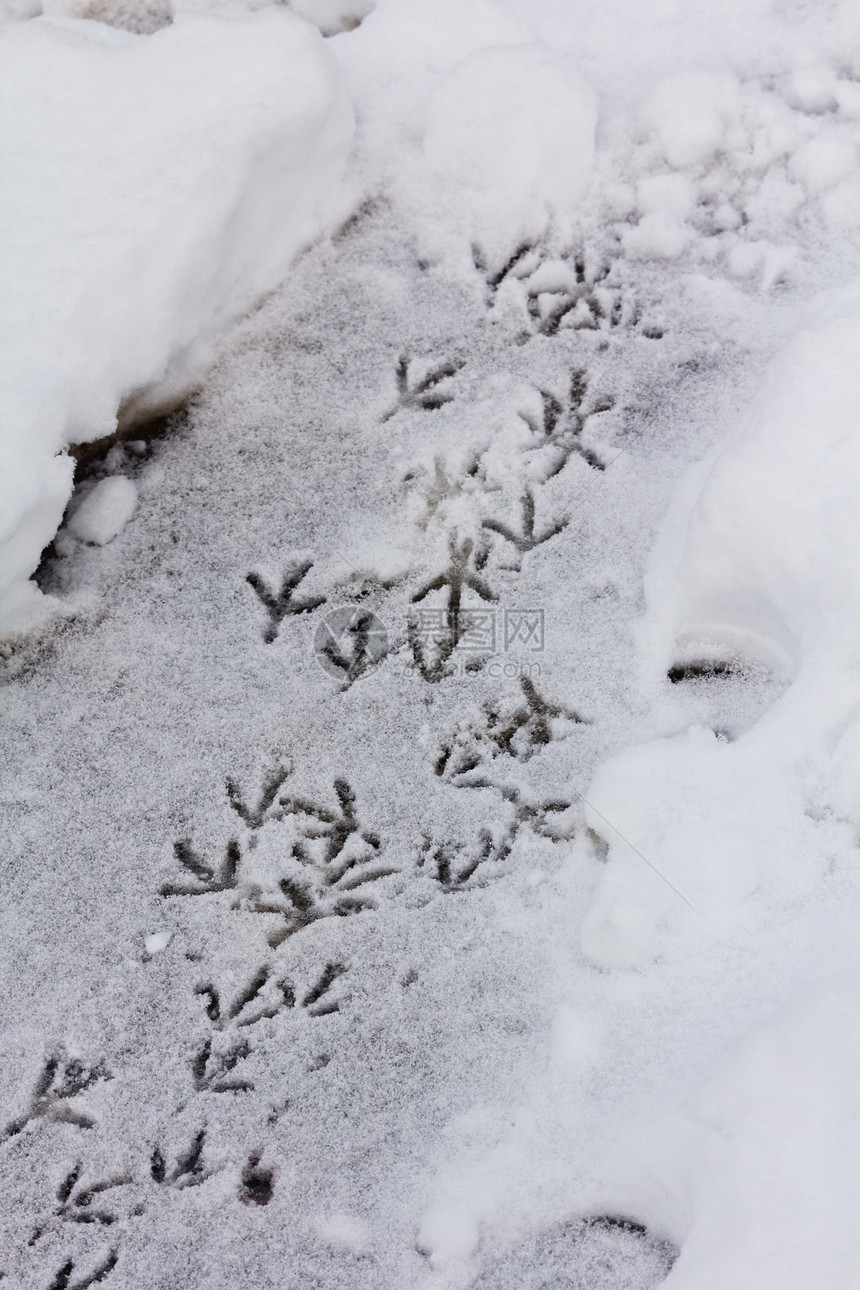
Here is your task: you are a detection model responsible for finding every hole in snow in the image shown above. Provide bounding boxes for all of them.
[69,390,192,488]
[664,653,788,739]
[33,402,191,594]
[473,1214,678,1290]
[667,659,738,683]
[239,1151,275,1207]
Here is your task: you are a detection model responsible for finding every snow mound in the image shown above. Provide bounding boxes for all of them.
[577,289,860,1282]
[67,476,138,546]
[612,59,860,284]
[331,0,596,267]
[644,72,741,169]
[583,288,860,969]
[635,981,860,1290]
[0,8,353,636]
[649,288,860,676]
[415,44,596,265]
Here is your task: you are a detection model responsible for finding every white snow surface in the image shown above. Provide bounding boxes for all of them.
[408,43,596,266]
[0,7,353,633]
[649,289,860,677]
[2,0,860,1287]
[68,476,138,546]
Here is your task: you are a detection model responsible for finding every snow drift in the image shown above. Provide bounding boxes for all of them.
[649,288,860,678]
[414,43,596,266]
[0,8,353,634]
[576,289,860,1284]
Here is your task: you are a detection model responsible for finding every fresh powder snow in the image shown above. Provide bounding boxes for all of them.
[1,0,860,1288]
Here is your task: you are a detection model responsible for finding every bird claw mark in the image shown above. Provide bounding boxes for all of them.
[226,763,291,832]
[518,371,612,481]
[29,1166,130,1249]
[150,1128,211,1189]
[46,1250,118,1290]
[382,354,465,422]
[53,1165,130,1229]
[247,881,384,949]
[518,388,563,442]
[473,242,540,304]
[300,962,348,1017]
[195,965,296,1030]
[416,829,499,892]
[474,241,638,338]
[405,454,494,531]
[409,533,497,680]
[200,958,348,1025]
[163,777,391,945]
[2,1051,112,1145]
[428,777,577,874]
[279,774,384,877]
[246,559,326,644]
[160,838,240,898]
[459,779,576,851]
[435,676,588,778]
[315,607,389,690]
[482,487,568,563]
[190,1037,253,1095]
[240,779,393,946]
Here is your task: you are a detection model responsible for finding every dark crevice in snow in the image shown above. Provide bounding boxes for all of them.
[67,400,191,488]
[667,659,739,683]
[33,404,192,595]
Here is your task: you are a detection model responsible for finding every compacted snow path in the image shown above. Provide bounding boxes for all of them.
[3,3,860,1288]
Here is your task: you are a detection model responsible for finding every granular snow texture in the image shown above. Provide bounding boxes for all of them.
[2,2,860,1288]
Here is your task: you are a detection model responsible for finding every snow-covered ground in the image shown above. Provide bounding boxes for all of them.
[2,1,860,1287]
[0,4,353,633]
